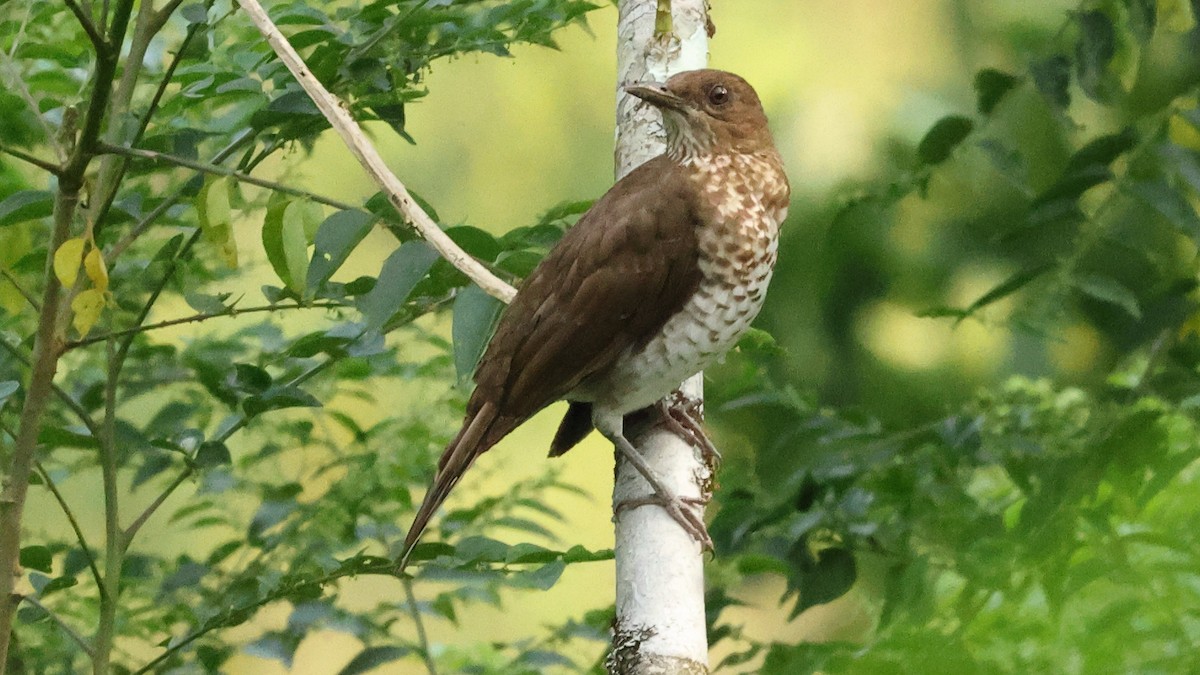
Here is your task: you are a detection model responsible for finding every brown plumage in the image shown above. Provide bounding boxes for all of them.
[399,69,790,569]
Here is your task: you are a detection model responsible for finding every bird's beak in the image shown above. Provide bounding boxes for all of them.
[624,81,688,112]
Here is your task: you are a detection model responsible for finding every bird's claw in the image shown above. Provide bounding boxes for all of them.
[656,397,722,469]
[615,494,714,551]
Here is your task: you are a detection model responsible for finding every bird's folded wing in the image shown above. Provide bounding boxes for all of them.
[471,155,704,421]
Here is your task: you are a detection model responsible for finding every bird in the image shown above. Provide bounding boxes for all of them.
[398,69,790,570]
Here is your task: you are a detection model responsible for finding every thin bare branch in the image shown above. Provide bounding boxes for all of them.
[122,465,192,544]
[16,595,95,658]
[64,0,107,52]
[153,0,189,28]
[96,142,366,214]
[67,301,348,350]
[234,0,517,304]
[0,269,40,311]
[0,339,104,441]
[106,130,253,261]
[403,578,440,675]
[33,461,106,597]
[0,144,62,175]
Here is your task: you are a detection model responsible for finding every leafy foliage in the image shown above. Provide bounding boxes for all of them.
[705,1,1200,672]
[0,0,601,672]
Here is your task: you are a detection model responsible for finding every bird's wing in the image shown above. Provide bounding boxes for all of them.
[399,156,702,569]
[472,154,704,423]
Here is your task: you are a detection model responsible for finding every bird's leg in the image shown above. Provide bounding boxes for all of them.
[596,414,714,551]
[655,394,722,469]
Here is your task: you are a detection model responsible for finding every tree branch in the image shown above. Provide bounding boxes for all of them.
[0,269,40,312]
[64,0,107,53]
[234,0,517,304]
[0,144,62,175]
[32,461,105,598]
[403,578,439,675]
[609,1,711,672]
[0,339,104,442]
[66,301,349,350]
[0,145,81,674]
[90,0,208,236]
[15,595,95,658]
[122,464,192,544]
[106,130,254,262]
[93,340,126,674]
[95,142,367,214]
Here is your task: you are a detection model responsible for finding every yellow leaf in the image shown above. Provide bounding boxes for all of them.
[218,236,238,268]
[202,178,232,235]
[54,238,86,288]
[84,248,108,292]
[70,288,106,337]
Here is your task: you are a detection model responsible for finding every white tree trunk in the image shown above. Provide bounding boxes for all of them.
[610,2,711,673]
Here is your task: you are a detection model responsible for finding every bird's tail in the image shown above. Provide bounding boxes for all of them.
[398,401,502,571]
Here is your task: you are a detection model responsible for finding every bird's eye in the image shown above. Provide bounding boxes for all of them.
[707,85,730,106]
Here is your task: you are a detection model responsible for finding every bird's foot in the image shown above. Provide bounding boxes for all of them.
[656,395,722,469]
[614,495,713,551]
[609,430,714,551]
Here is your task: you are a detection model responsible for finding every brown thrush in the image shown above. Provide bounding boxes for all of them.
[399,69,789,568]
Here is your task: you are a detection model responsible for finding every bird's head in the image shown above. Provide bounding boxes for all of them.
[625,69,773,161]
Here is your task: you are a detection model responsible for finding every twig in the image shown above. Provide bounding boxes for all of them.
[0,269,40,311]
[0,144,62,175]
[96,142,366,214]
[0,340,104,441]
[15,595,95,658]
[403,578,439,675]
[64,0,107,52]
[234,0,517,304]
[93,339,125,672]
[106,130,253,262]
[67,301,348,350]
[122,465,193,543]
[32,461,105,597]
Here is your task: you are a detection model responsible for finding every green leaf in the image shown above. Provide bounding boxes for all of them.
[34,574,77,598]
[510,559,566,590]
[452,284,503,380]
[306,209,375,298]
[917,116,974,166]
[1031,54,1071,108]
[787,547,856,618]
[338,647,410,675]
[965,264,1055,316]
[243,385,322,417]
[505,543,559,564]
[1075,10,1116,101]
[1124,179,1200,237]
[974,69,1020,115]
[194,441,232,468]
[279,200,315,292]
[262,193,291,289]
[453,536,509,563]
[1125,0,1156,42]
[233,364,272,393]
[19,546,52,574]
[1073,274,1141,319]
[1066,128,1136,173]
[358,242,439,331]
[0,380,18,408]
[0,191,53,228]
[445,226,501,261]
[38,425,97,449]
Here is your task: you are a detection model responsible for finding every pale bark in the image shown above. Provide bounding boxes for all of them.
[610,1,711,673]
